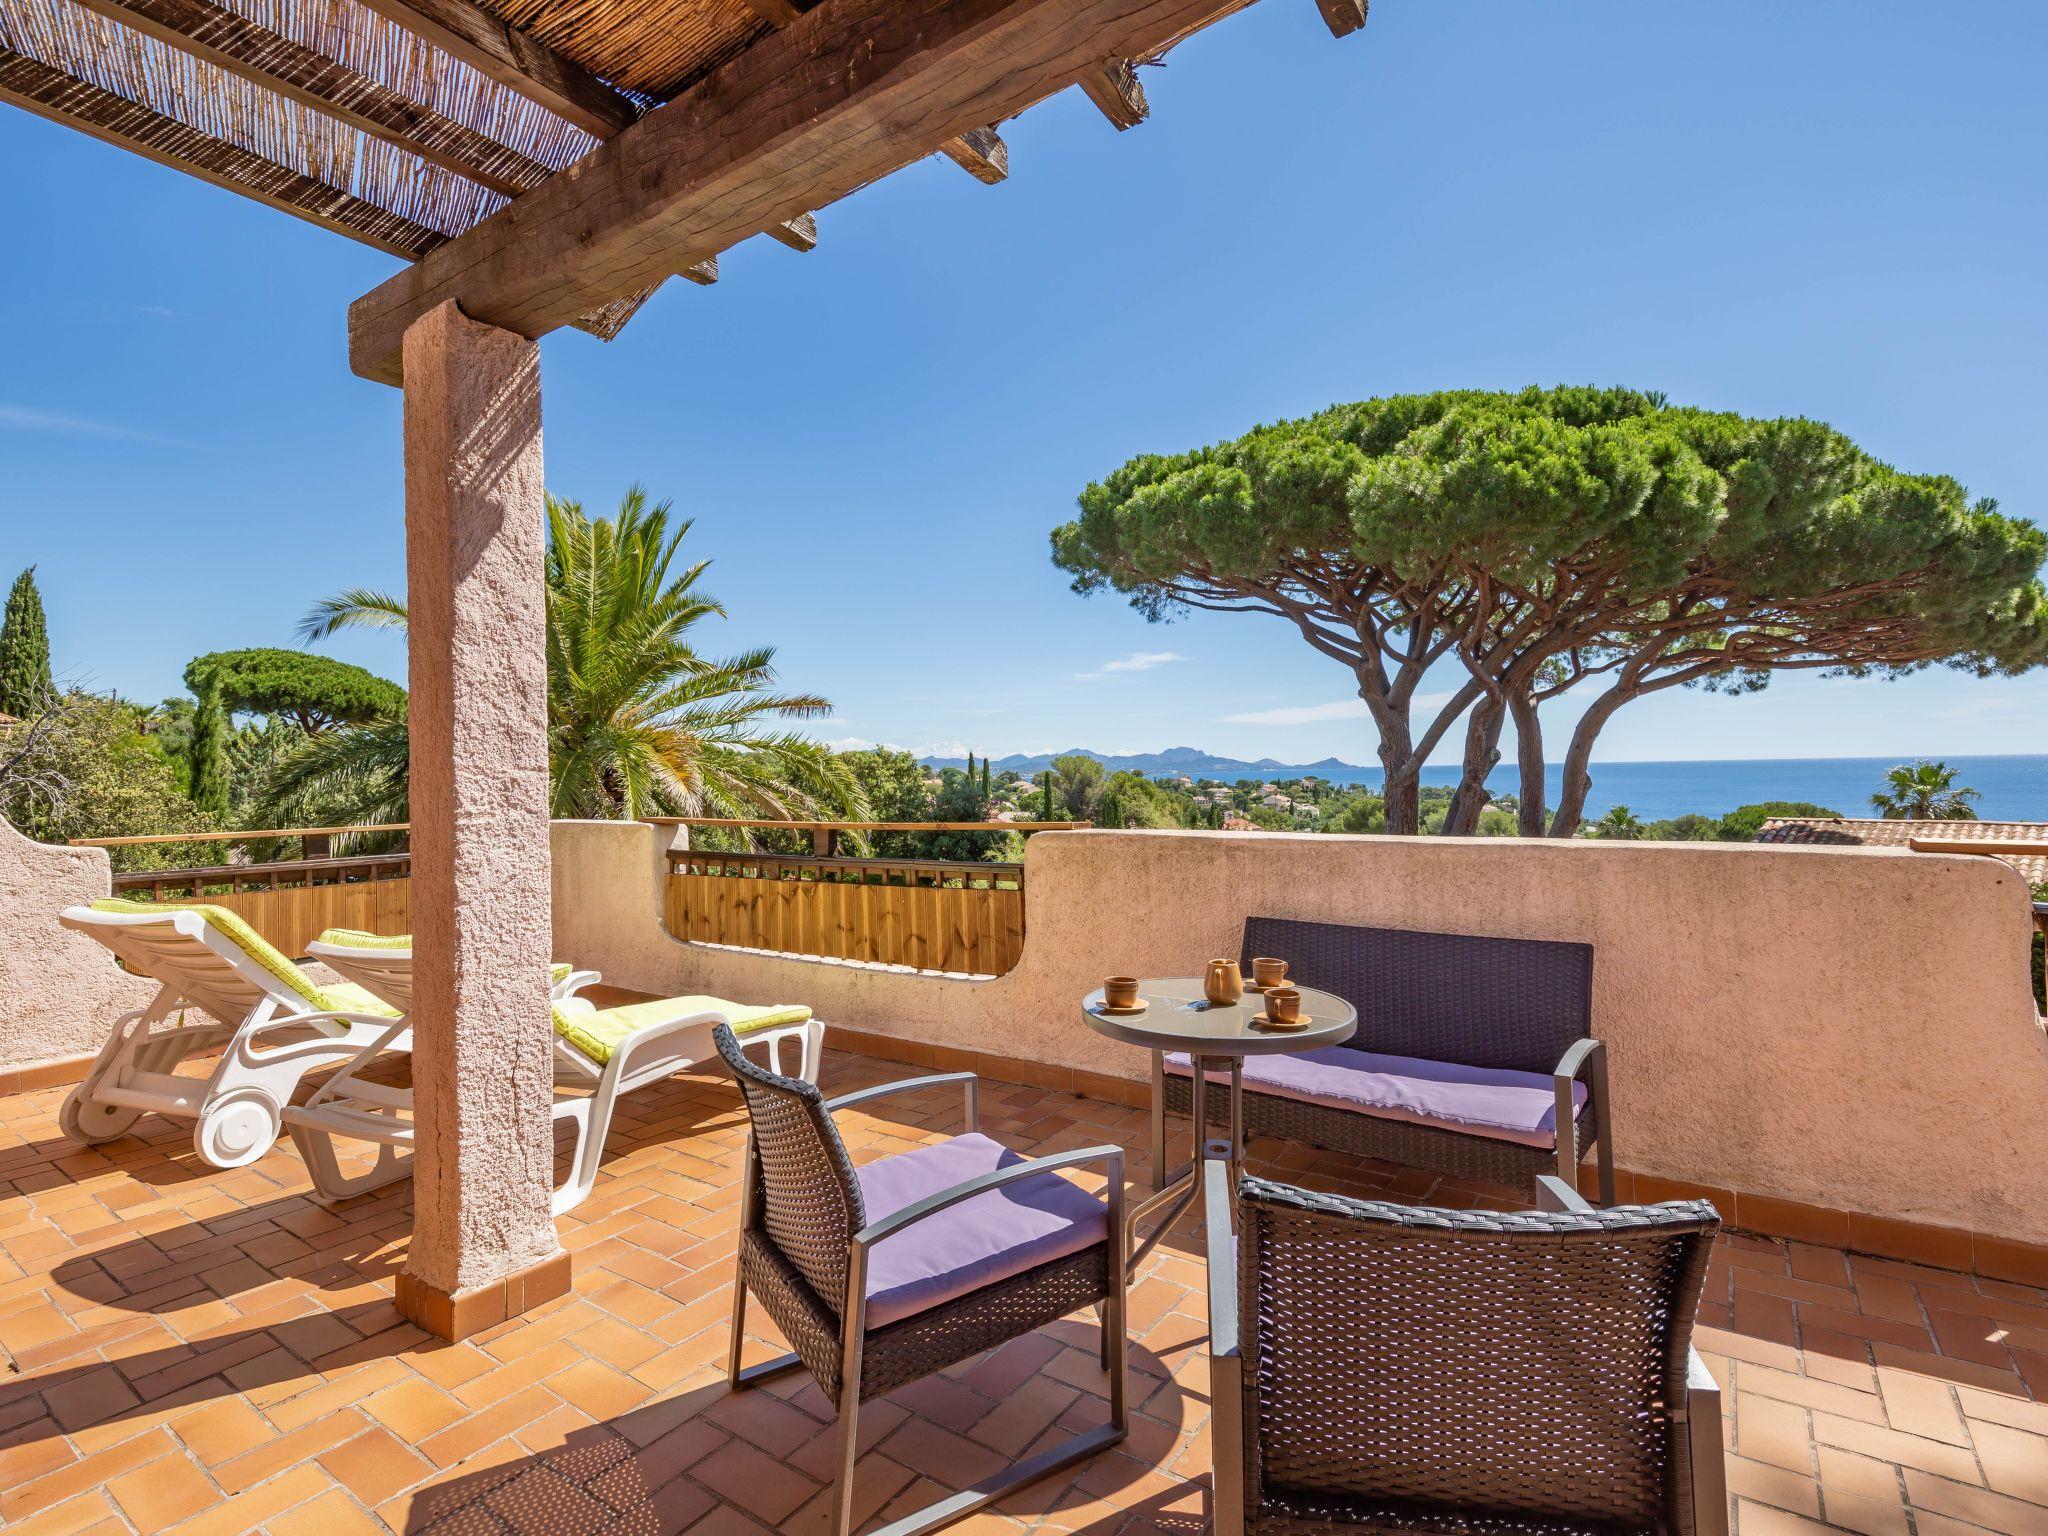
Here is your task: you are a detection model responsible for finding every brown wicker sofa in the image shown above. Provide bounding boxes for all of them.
[1153,917,1614,1199]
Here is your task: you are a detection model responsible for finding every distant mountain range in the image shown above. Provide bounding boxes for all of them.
[919,746,1381,785]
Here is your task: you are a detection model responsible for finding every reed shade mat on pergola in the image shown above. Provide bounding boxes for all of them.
[2,0,1368,354]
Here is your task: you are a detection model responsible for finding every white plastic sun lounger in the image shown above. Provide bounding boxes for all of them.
[287,929,825,1215]
[57,901,410,1169]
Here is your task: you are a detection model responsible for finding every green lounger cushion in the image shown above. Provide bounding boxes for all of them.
[552,995,812,1066]
[89,900,399,1018]
[315,928,411,951]
[314,929,575,987]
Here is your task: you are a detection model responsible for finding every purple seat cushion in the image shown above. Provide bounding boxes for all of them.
[1165,1048,1585,1149]
[855,1132,1107,1328]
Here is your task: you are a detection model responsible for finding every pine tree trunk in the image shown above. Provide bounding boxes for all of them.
[1440,698,1505,836]
[1509,690,1547,836]
[1549,689,1632,838]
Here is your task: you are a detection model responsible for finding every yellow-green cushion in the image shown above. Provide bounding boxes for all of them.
[315,929,573,986]
[323,981,404,1018]
[89,900,398,1018]
[316,928,411,951]
[552,995,812,1065]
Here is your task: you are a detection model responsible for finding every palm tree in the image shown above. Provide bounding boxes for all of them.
[1870,760,1980,821]
[1588,804,1645,840]
[274,488,860,824]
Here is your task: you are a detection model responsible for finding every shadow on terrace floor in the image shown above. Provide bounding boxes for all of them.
[2,1047,2045,1534]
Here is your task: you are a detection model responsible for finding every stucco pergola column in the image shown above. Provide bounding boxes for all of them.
[393,300,568,1340]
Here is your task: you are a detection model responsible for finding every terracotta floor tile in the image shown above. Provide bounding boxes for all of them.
[263,1486,389,1536]
[1814,1487,1913,1536]
[318,1424,434,1507]
[1966,1418,2048,1505]
[691,1436,821,1524]
[106,1448,218,1530]
[1809,1411,1983,1483]
[1735,1391,1816,1474]
[1724,1453,1822,1517]
[1873,1365,1969,1446]
[1904,1469,2048,1533]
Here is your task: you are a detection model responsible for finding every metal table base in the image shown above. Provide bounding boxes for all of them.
[1124,1051,1242,1278]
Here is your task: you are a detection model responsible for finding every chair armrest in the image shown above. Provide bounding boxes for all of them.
[1680,1347,1729,1536]
[854,1144,1122,1248]
[551,969,603,1000]
[826,1072,979,1132]
[1204,1156,1240,1363]
[1553,1036,1603,1082]
[1204,1154,1247,1536]
[1535,1172,1595,1214]
[1551,1036,1615,1204]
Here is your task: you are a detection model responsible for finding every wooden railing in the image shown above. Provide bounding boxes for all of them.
[79,826,412,959]
[74,822,412,861]
[656,819,1084,976]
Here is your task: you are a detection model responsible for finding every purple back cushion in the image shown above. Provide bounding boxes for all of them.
[855,1133,1106,1328]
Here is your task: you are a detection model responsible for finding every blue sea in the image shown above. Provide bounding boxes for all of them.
[1410,754,2048,823]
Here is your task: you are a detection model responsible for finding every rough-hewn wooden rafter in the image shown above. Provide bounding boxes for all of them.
[353,0,640,137]
[349,0,1268,383]
[1313,0,1364,38]
[939,123,1008,183]
[0,42,442,257]
[63,0,554,196]
[766,211,818,250]
[1078,56,1146,128]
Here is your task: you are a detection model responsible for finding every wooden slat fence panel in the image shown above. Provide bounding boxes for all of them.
[664,858,1026,976]
[110,855,412,960]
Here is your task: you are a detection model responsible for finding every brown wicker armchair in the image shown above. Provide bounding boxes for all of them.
[1204,1158,1728,1536]
[713,1024,1129,1536]
[1156,917,1615,1200]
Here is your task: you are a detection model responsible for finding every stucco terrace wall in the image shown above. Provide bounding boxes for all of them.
[552,818,2048,1253]
[0,819,150,1082]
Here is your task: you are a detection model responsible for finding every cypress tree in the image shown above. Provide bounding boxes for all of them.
[187,677,231,818]
[0,567,54,718]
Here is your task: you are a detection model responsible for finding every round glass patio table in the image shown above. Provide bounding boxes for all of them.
[1081,977,1355,1275]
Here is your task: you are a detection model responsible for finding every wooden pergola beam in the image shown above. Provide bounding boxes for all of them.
[734,0,1008,184]
[350,0,1260,382]
[65,0,554,197]
[0,44,442,259]
[353,0,639,137]
[1077,57,1147,129]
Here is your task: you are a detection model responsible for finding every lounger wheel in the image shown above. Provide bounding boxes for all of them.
[194,1088,284,1168]
[58,1088,144,1145]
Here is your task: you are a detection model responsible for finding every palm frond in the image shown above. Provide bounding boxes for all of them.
[297,589,411,644]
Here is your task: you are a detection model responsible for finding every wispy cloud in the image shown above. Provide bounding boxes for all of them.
[0,404,165,442]
[825,735,977,761]
[1075,650,1190,682]
[1224,694,1450,727]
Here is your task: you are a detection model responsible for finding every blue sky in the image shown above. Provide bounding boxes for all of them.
[3,0,2044,767]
